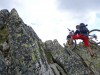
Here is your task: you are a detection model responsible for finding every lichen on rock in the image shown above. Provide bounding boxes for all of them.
[0,8,100,75]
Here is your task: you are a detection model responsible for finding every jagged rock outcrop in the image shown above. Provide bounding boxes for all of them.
[45,40,100,75]
[0,8,54,75]
[0,8,100,75]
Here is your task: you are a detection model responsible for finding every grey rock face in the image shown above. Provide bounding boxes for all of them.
[0,8,54,75]
[0,8,100,75]
[45,40,99,75]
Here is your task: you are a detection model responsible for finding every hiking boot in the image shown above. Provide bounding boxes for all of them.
[91,54,97,59]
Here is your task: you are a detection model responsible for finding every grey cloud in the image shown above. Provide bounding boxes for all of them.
[0,0,13,9]
[56,0,100,24]
[57,0,100,12]
[0,0,21,10]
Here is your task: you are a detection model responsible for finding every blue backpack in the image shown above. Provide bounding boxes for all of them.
[79,23,89,36]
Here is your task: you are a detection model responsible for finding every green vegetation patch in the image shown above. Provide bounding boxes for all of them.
[44,51,53,64]
[0,26,8,44]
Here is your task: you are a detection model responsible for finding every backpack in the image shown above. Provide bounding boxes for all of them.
[79,23,89,35]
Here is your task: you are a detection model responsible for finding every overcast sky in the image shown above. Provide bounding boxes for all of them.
[0,0,100,45]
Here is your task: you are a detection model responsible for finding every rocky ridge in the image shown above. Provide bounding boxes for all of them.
[0,8,100,75]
